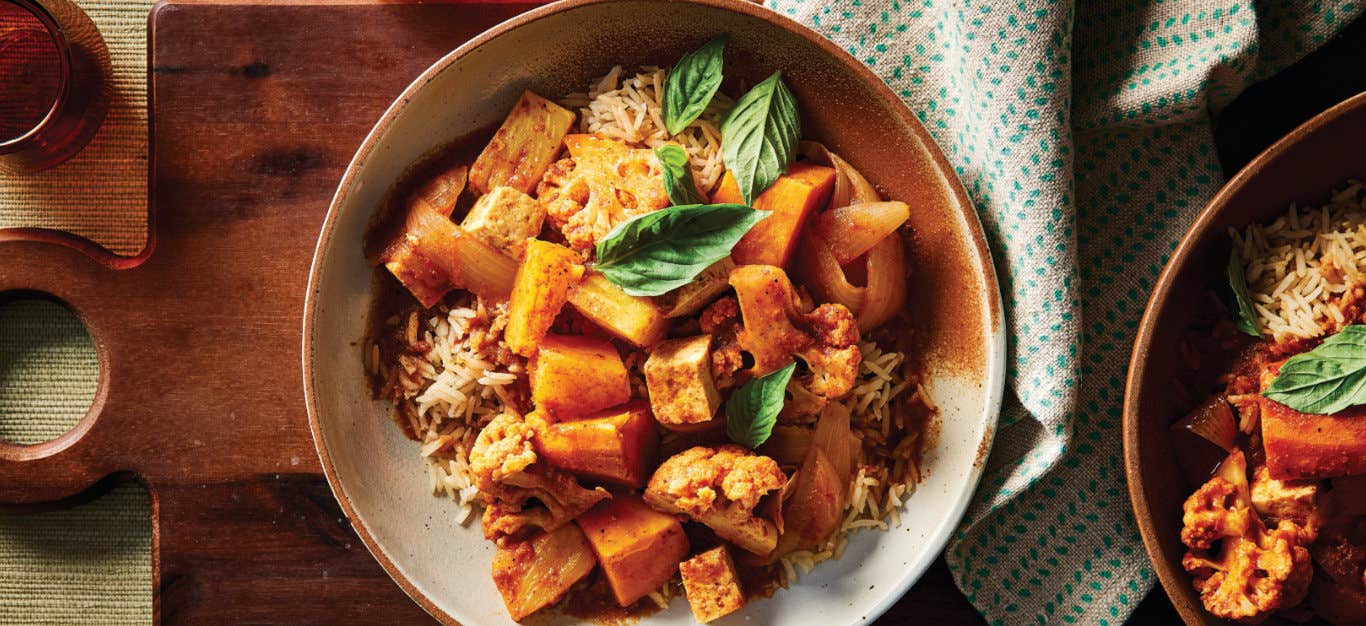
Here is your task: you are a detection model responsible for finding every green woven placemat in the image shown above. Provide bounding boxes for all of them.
[0,299,152,625]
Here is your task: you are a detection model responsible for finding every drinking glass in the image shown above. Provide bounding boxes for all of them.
[0,0,109,173]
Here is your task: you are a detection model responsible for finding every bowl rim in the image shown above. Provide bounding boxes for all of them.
[1123,89,1366,625]
[302,0,1007,623]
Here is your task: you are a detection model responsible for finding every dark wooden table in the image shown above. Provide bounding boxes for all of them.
[13,0,1361,623]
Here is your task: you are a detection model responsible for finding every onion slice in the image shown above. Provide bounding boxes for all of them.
[1171,395,1238,452]
[811,201,911,265]
[795,232,866,314]
[857,233,907,332]
[829,152,880,204]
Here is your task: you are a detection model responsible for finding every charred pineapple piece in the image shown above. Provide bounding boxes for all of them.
[567,272,667,348]
[505,240,584,357]
[470,91,576,195]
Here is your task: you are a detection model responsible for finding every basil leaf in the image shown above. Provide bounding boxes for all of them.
[725,362,797,448]
[594,204,768,296]
[663,35,727,136]
[655,145,705,206]
[720,71,800,204]
[1264,325,1366,414]
[1227,248,1261,338]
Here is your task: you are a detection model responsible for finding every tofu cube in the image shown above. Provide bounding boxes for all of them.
[644,335,722,432]
[470,91,576,194]
[576,496,689,607]
[461,185,547,259]
[679,546,745,623]
[657,257,736,319]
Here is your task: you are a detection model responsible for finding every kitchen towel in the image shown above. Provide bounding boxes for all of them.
[764,0,1362,623]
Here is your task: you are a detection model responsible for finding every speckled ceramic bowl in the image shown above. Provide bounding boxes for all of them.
[1125,92,1366,625]
[304,1,1006,623]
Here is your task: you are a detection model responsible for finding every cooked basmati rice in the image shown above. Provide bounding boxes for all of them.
[379,298,518,525]
[561,66,729,194]
[1232,182,1366,344]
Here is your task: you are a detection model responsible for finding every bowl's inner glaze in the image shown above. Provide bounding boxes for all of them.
[306,2,1004,624]
[1126,92,1366,626]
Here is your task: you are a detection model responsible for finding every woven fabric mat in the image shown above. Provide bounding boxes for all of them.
[0,0,153,256]
[0,0,155,623]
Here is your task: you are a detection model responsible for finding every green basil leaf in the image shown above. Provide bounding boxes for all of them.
[1227,247,1261,338]
[655,145,705,206]
[594,204,768,296]
[725,361,797,448]
[1264,325,1366,414]
[720,71,800,205]
[662,35,728,136]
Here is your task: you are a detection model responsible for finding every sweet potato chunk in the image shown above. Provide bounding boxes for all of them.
[1259,360,1366,480]
[530,334,630,418]
[680,546,745,623]
[567,272,667,348]
[461,186,547,259]
[644,335,722,432]
[506,241,585,357]
[536,402,658,487]
[711,163,836,267]
[576,496,689,607]
[470,91,576,194]
[491,523,597,621]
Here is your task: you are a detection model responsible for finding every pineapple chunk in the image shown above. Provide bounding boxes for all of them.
[461,186,547,259]
[470,91,576,194]
[657,257,736,319]
[491,524,597,621]
[680,546,745,623]
[530,334,630,418]
[408,163,467,218]
[644,335,722,432]
[567,272,667,348]
[576,496,689,607]
[382,205,463,308]
[505,240,584,357]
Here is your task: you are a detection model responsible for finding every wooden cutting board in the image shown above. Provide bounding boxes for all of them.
[0,2,984,623]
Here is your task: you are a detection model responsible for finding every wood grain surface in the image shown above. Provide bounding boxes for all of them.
[0,1,1181,623]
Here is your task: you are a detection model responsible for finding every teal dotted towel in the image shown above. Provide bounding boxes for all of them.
[765,0,1362,624]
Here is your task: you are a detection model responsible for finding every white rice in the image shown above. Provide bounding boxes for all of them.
[561,66,730,194]
[1233,182,1366,344]
[384,299,518,525]
[779,340,924,586]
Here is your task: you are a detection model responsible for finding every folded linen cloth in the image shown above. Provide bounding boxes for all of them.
[765,0,1362,623]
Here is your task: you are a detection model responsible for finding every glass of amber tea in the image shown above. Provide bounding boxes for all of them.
[0,0,109,172]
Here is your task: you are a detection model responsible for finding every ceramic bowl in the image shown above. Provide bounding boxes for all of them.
[304,0,1005,623]
[1124,91,1366,625]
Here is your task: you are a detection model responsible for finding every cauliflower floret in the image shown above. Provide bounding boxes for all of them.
[1183,523,1313,623]
[470,412,609,544]
[700,265,861,409]
[537,134,668,251]
[1251,465,1321,542]
[644,445,787,555]
[1181,450,1315,623]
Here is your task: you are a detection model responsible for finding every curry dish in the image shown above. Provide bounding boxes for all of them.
[363,41,935,624]
[1174,187,1366,625]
